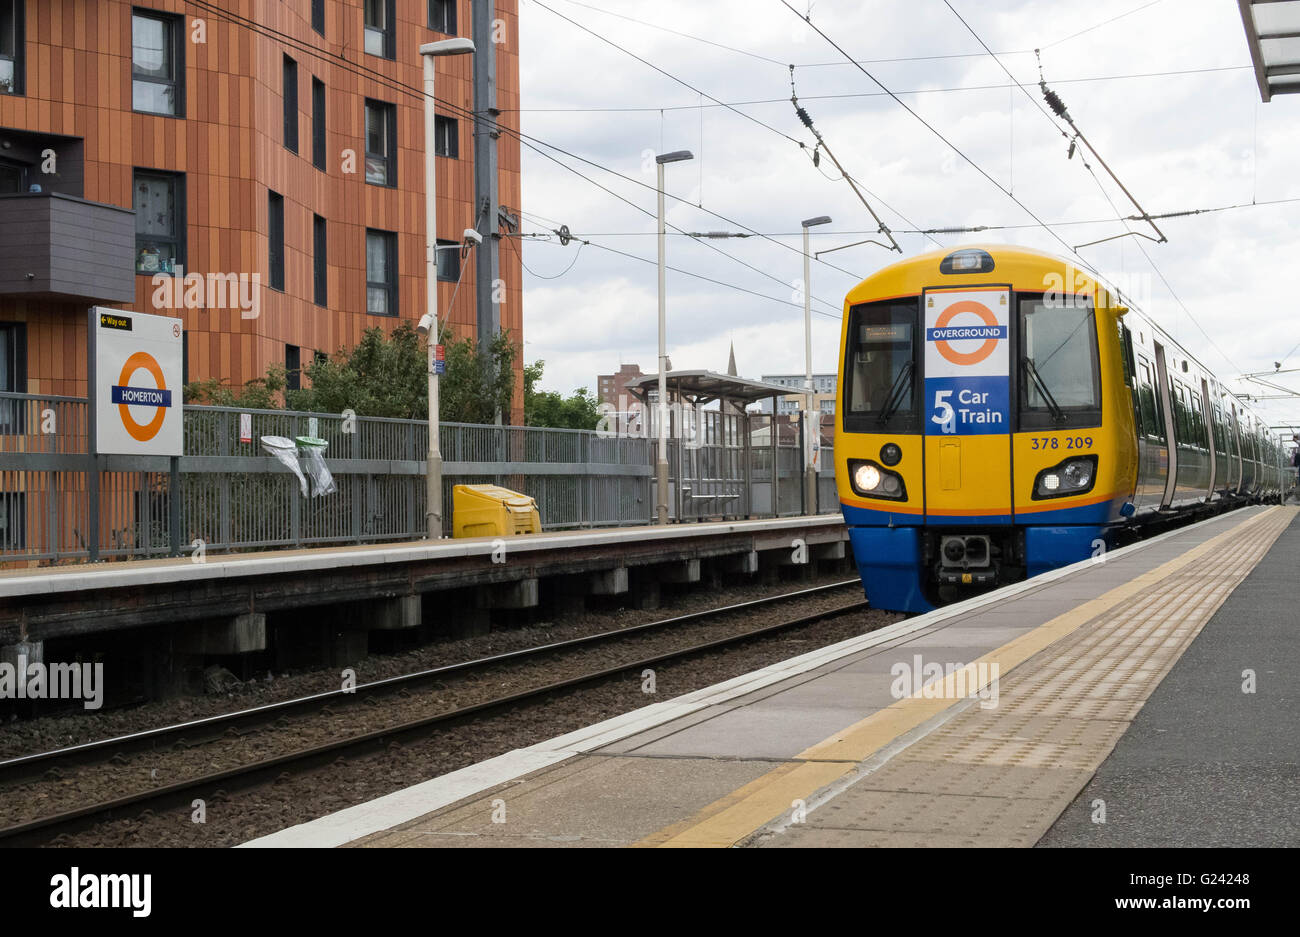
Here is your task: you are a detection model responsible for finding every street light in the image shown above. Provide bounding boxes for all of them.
[655,150,693,526]
[801,215,832,515]
[420,37,475,539]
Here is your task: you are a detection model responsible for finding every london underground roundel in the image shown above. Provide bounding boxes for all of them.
[94,309,184,456]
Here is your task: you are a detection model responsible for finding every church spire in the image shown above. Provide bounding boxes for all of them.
[726,341,738,377]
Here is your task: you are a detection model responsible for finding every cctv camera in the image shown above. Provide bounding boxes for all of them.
[416,312,435,336]
[462,228,483,246]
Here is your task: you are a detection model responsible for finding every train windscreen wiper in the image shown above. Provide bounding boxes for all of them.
[877,360,914,426]
[1022,357,1067,424]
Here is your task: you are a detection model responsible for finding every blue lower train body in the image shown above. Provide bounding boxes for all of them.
[842,500,1115,614]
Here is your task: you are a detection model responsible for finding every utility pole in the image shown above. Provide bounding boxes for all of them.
[420,38,476,539]
[801,215,831,515]
[473,0,502,407]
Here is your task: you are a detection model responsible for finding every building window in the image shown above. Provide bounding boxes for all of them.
[311,0,325,35]
[0,0,25,96]
[134,169,185,274]
[364,0,394,59]
[313,214,327,307]
[436,239,459,282]
[429,0,456,35]
[268,190,285,291]
[0,321,25,435]
[434,115,458,158]
[366,229,397,316]
[285,344,301,392]
[0,156,25,193]
[365,99,396,186]
[132,9,184,117]
[311,77,326,170]
[282,54,298,153]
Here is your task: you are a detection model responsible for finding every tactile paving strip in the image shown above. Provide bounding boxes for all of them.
[757,506,1296,848]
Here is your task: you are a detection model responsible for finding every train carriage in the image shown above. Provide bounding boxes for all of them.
[835,245,1286,613]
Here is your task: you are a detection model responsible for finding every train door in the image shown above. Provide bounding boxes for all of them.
[1153,343,1178,508]
[1201,378,1217,497]
[921,285,1013,524]
[1229,400,1244,493]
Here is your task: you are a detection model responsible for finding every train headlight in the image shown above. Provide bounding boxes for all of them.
[880,443,902,466]
[1033,455,1098,500]
[848,459,907,501]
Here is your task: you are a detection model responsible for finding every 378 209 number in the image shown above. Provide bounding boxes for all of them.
[1030,436,1093,450]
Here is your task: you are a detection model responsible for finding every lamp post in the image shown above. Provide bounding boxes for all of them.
[655,150,693,525]
[801,215,832,515]
[419,37,475,540]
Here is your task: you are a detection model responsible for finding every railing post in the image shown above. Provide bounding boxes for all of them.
[86,310,100,562]
[170,456,182,556]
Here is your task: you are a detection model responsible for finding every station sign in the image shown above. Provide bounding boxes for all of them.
[93,308,184,456]
[923,287,1010,435]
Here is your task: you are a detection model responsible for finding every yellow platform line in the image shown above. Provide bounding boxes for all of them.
[638,507,1287,848]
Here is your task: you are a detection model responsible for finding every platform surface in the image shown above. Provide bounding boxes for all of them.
[242,505,1297,848]
[0,513,844,596]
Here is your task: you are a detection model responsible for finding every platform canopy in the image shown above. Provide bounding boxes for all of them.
[623,370,801,407]
[1239,0,1300,101]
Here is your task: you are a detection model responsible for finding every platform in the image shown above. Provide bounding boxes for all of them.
[0,515,848,649]
[242,505,1298,848]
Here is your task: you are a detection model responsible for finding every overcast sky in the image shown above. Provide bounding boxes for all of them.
[514,0,1299,430]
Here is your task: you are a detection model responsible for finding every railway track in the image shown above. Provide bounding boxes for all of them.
[0,580,870,846]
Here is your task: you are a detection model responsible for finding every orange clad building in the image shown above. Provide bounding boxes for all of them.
[0,0,523,417]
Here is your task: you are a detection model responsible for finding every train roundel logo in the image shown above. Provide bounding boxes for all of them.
[930,301,1006,366]
[113,351,171,442]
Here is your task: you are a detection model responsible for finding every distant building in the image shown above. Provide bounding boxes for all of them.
[598,363,646,407]
[757,374,838,416]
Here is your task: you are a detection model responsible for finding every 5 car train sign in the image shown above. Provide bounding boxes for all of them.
[924,286,1010,435]
[93,308,184,456]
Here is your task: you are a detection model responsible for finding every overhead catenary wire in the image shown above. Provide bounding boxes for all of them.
[777,0,1091,271]
[514,226,847,320]
[504,196,1300,238]
[179,0,872,291]
[500,66,1254,114]
[789,69,902,253]
[939,0,1239,375]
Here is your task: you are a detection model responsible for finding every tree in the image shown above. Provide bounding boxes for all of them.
[184,369,287,410]
[524,360,602,430]
[184,324,519,423]
[440,329,518,425]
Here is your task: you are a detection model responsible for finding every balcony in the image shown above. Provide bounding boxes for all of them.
[0,192,136,304]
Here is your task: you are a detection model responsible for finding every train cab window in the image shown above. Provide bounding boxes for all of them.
[1017,295,1101,430]
[842,299,918,431]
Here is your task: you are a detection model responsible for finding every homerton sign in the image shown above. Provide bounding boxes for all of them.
[93,308,183,457]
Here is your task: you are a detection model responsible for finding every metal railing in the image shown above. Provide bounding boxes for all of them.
[1,393,830,565]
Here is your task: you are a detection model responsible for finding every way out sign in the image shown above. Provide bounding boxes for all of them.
[93,308,183,456]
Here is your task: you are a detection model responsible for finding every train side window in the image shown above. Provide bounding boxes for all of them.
[1136,360,1162,441]
[1170,383,1187,442]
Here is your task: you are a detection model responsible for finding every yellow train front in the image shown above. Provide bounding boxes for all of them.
[834,245,1281,613]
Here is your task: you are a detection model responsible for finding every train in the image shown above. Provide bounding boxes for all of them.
[833,245,1288,613]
